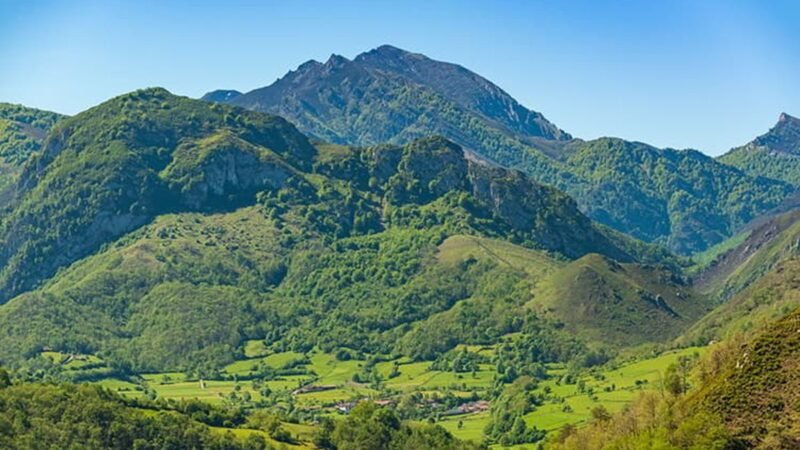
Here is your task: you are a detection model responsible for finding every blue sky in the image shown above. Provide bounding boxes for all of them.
[1,0,798,155]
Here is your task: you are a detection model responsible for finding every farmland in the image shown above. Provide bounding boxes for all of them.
[66,343,707,447]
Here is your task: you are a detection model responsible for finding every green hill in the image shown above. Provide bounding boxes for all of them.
[0,88,314,303]
[529,253,708,346]
[692,209,800,300]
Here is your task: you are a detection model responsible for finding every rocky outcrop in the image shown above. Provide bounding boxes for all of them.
[161,132,295,209]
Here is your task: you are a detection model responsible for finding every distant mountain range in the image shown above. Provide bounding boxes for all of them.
[204,45,798,254]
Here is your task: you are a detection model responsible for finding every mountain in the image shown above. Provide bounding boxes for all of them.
[205,45,793,254]
[0,103,63,199]
[0,88,315,304]
[0,88,684,376]
[562,138,793,254]
[206,45,580,190]
[225,45,570,143]
[720,113,800,186]
[678,208,800,346]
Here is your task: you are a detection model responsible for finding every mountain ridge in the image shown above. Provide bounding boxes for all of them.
[203,45,797,254]
[720,112,800,186]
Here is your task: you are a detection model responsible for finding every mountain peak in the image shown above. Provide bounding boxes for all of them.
[358,44,416,60]
[778,112,800,126]
[296,59,322,72]
[324,53,350,68]
[746,111,800,156]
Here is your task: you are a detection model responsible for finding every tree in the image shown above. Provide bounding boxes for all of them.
[590,405,611,422]
[664,362,686,396]
[314,417,336,449]
[332,402,399,450]
[0,368,10,388]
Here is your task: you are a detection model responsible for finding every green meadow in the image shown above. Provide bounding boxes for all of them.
[71,343,707,446]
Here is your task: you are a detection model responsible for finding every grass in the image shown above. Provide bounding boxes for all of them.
[436,234,561,279]
[223,350,307,376]
[295,386,379,407]
[436,411,490,443]
[243,340,269,358]
[523,346,706,431]
[210,426,314,449]
[93,378,141,392]
[689,229,750,273]
[140,372,189,384]
[69,340,707,446]
[307,352,364,385]
[375,361,495,392]
[41,351,105,370]
[149,377,308,404]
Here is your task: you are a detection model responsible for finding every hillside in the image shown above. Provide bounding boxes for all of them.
[529,253,707,346]
[0,88,315,303]
[0,380,269,449]
[205,45,793,254]
[692,209,800,300]
[692,306,800,447]
[720,113,800,186]
[563,138,791,254]
[545,306,800,449]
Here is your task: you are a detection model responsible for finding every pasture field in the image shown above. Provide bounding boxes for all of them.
[223,350,307,376]
[523,346,705,431]
[436,411,491,443]
[72,340,706,447]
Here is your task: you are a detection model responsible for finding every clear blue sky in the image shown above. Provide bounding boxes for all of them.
[1,0,798,155]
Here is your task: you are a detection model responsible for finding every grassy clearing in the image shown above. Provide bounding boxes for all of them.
[210,426,313,449]
[140,372,188,384]
[243,340,269,358]
[437,235,561,279]
[223,350,307,376]
[436,411,490,443]
[308,353,364,385]
[295,386,380,407]
[41,351,105,370]
[376,361,495,392]
[93,378,141,391]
